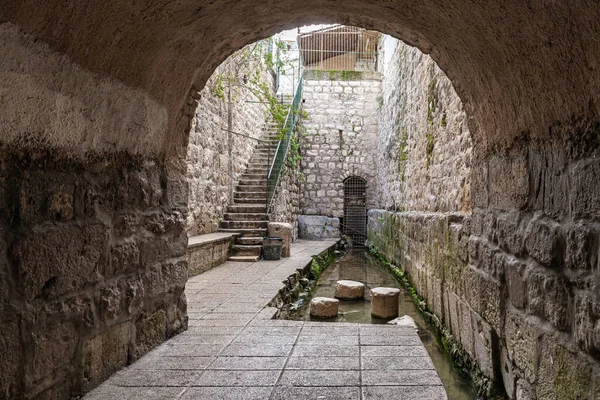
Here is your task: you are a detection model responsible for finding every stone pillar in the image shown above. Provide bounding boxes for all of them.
[371,287,400,319]
[268,222,293,257]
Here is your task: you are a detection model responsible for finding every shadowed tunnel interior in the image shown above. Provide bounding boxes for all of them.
[0,1,599,398]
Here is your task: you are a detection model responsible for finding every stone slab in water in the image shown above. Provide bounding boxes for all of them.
[335,280,365,300]
[310,297,339,318]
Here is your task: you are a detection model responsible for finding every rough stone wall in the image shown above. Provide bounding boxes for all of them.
[186,50,274,236]
[0,149,188,399]
[300,70,381,218]
[377,36,471,212]
[368,128,600,399]
[298,215,341,240]
[0,23,188,399]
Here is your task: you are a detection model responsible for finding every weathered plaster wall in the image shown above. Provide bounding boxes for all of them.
[300,70,381,217]
[186,51,274,236]
[0,24,188,399]
[0,24,167,159]
[368,128,600,399]
[377,36,471,212]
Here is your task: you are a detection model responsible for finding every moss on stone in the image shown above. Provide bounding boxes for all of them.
[426,132,435,169]
[367,243,505,400]
[397,126,408,181]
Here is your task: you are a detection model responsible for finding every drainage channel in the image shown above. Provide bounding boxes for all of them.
[277,248,476,400]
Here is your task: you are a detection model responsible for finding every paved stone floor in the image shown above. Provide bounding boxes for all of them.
[85,240,446,399]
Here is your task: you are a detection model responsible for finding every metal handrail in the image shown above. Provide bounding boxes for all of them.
[266,77,303,212]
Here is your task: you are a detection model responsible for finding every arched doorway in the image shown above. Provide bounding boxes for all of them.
[343,175,367,246]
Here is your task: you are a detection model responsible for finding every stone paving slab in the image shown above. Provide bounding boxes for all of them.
[85,239,446,400]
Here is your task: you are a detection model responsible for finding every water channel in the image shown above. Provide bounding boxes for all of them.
[292,249,476,400]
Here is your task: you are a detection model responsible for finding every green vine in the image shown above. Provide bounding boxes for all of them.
[208,37,297,135]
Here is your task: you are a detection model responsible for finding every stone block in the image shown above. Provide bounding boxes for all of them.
[133,309,167,360]
[458,302,476,357]
[0,316,23,398]
[524,215,564,268]
[506,257,527,309]
[472,313,497,380]
[496,211,527,257]
[536,337,596,400]
[310,297,339,318]
[505,311,539,383]
[573,292,600,354]
[571,159,600,220]
[11,224,109,300]
[82,322,131,392]
[268,222,293,258]
[565,223,597,271]
[334,280,365,300]
[489,151,529,210]
[370,287,400,319]
[529,146,569,220]
[27,320,78,387]
[525,268,570,332]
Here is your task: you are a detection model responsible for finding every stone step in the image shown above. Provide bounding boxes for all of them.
[236,236,264,245]
[233,197,267,204]
[236,185,267,193]
[221,220,268,229]
[227,204,267,213]
[246,168,269,174]
[228,255,261,262]
[224,213,269,221]
[219,228,267,237]
[232,244,262,257]
[247,162,269,168]
[237,180,266,186]
[241,174,268,181]
[234,191,267,199]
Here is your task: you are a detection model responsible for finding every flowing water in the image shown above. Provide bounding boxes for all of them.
[293,249,476,400]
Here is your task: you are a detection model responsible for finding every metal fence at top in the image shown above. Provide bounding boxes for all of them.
[298,25,380,72]
[266,77,303,210]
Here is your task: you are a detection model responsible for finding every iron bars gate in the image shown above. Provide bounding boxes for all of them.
[343,176,367,246]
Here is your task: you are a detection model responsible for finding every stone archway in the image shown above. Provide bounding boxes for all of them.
[1,1,599,398]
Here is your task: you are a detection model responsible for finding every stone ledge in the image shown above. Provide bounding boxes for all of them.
[187,233,240,277]
[188,232,239,249]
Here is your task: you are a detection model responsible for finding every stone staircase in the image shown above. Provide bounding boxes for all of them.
[219,125,280,261]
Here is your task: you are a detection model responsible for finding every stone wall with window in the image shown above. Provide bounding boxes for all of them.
[299,70,381,218]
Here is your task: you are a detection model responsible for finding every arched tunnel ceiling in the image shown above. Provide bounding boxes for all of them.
[2,0,600,154]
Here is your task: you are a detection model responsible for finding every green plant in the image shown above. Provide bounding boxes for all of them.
[426,132,435,169]
[208,37,296,135]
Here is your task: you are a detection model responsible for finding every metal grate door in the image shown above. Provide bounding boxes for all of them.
[343,176,367,246]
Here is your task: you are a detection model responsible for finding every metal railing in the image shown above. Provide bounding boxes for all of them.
[298,25,380,72]
[266,77,303,211]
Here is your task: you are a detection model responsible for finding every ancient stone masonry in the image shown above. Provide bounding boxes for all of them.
[186,47,275,236]
[0,149,189,399]
[0,25,188,399]
[377,36,471,213]
[300,70,381,217]
[368,127,600,399]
